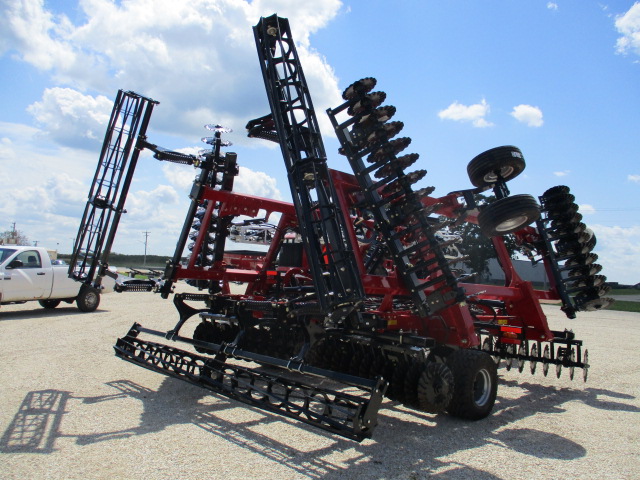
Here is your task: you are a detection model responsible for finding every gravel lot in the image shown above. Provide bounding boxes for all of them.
[1,287,638,480]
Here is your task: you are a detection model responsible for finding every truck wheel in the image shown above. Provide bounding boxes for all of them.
[39,299,61,309]
[478,194,540,237]
[77,286,100,312]
[467,146,525,188]
[447,349,498,420]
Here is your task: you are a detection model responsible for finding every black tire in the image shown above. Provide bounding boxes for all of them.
[467,146,526,188]
[39,299,61,309]
[76,285,100,312]
[447,349,498,420]
[478,194,541,237]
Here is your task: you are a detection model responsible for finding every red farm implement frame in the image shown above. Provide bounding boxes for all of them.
[69,15,611,441]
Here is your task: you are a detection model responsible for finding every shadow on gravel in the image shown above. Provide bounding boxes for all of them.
[0,307,109,321]
[0,389,70,453]
[2,376,636,478]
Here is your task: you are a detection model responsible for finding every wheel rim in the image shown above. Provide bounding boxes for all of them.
[495,214,528,232]
[473,368,492,407]
[483,165,515,183]
[86,291,98,308]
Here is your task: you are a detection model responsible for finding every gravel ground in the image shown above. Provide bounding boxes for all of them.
[1,287,638,480]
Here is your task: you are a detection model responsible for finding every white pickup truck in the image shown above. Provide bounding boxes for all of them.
[0,245,115,312]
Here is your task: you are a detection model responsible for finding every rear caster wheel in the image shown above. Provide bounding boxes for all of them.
[478,194,541,237]
[467,146,526,187]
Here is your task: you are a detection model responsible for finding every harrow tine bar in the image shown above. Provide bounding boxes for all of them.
[476,334,588,381]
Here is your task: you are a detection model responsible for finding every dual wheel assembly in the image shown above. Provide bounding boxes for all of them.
[409,348,498,420]
[467,146,541,237]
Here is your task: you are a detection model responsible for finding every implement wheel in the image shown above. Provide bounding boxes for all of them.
[447,349,498,420]
[478,194,541,237]
[467,146,525,188]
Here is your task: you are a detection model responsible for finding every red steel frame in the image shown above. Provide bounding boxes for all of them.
[170,168,560,350]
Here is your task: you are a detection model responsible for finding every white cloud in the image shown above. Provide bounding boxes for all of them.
[438,99,493,128]
[235,165,282,200]
[125,185,181,220]
[0,0,342,254]
[553,170,570,177]
[0,0,76,70]
[590,224,640,284]
[628,174,640,183]
[0,0,344,141]
[162,162,200,191]
[511,104,544,127]
[27,88,113,149]
[579,204,596,215]
[160,159,282,199]
[0,120,188,254]
[0,121,96,250]
[615,2,640,57]
[547,2,558,11]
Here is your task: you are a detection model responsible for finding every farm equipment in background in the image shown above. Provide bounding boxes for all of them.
[71,15,612,441]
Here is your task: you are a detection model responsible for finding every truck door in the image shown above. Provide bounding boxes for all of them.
[1,250,50,301]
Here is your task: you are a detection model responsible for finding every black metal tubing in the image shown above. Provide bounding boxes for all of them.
[159,132,237,298]
[69,90,158,289]
[326,93,464,317]
[253,15,364,315]
[534,217,577,318]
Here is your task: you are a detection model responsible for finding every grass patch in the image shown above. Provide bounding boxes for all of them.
[605,300,640,313]
[608,288,640,296]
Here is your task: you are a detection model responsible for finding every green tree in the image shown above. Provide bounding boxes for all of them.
[0,227,30,246]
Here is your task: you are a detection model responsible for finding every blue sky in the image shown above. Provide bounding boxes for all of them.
[1,0,639,284]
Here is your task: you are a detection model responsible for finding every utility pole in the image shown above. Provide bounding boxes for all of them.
[142,231,150,266]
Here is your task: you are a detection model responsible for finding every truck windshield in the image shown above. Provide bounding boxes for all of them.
[0,247,18,264]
